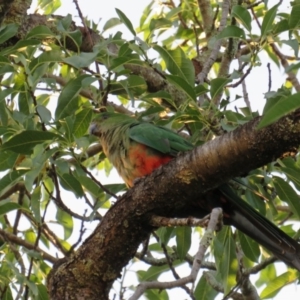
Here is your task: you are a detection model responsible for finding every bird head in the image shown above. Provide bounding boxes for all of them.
[89,112,134,137]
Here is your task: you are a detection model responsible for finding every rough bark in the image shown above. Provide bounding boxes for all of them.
[3,2,300,298]
[47,113,300,300]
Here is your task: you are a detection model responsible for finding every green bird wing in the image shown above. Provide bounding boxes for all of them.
[128,123,193,156]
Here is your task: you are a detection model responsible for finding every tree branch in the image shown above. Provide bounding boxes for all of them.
[48,111,300,299]
[129,208,222,300]
[0,228,57,264]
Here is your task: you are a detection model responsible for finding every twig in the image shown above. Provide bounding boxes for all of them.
[267,62,272,92]
[197,0,230,84]
[270,43,300,92]
[203,271,243,300]
[152,231,193,297]
[80,164,118,199]
[129,208,223,300]
[43,74,132,115]
[245,257,277,275]
[48,164,97,221]
[150,215,210,228]
[69,210,87,253]
[0,228,57,264]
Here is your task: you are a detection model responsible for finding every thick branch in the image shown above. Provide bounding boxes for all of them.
[48,111,300,299]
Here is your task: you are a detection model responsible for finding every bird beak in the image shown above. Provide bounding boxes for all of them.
[89,123,99,136]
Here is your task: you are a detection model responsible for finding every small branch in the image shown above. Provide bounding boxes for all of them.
[235,244,260,300]
[197,0,214,36]
[43,74,132,115]
[80,164,118,199]
[150,215,211,227]
[197,0,230,84]
[48,164,97,221]
[0,182,26,201]
[245,257,277,275]
[0,228,57,264]
[129,208,223,300]
[267,62,272,92]
[236,55,251,109]
[276,205,291,212]
[152,232,193,297]
[203,271,243,300]
[270,43,300,92]
[68,210,87,253]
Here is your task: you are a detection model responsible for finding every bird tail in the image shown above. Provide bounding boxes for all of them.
[218,184,300,271]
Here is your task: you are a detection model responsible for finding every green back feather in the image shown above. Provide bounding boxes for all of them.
[129,123,193,156]
[92,112,193,156]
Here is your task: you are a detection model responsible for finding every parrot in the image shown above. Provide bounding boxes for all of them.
[89,112,300,271]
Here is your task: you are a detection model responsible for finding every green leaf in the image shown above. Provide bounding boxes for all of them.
[260,270,298,299]
[232,5,252,31]
[63,52,98,69]
[0,151,19,171]
[145,289,169,300]
[1,131,61,155]
[257,92,300,129]
[119,75,147,96]
[156,227,174,245]
[58,173,84,198]
[256,263,276,288]
[38,0,61,14]
[281,39,299,58]
[273,177,300,219]
[0,202,21,216]
[194,84,208,97]
[261,5,278,37]
[115,8,136,36]
[73,108,93,138]
[214,227,238,294]
[37,284,49,300]
[26,25,55,39]
[0,170,28,197]
[140,263,179,281]
[103,17,122,32]
[216,25,245,40]
[37,105,52,124]
[289,4,300,29]
[110,56,144,71]
[143,91,176,108]
[175,226,191,260]
[0,101,9,126]
[29,50,62,73]
[280,166,300,191]
[57,14,72,31]
[56,208,73,240]
[238,231,260,262]
[149,18,172,32]
[0,24,18,44]
[2,286,13,300]
[166,74,196,102]
[31,186,41,223]
[273,19,290,35]
[210,78,231,99]
[18,86,31,114]
[194,273,219,300]
[153,45,195,85]
[55,75,90,120]
[77,175,103,198]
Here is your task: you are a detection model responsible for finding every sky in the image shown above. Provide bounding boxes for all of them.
[27,1,300,299]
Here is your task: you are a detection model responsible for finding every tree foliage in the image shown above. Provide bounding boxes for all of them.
[0,0,300,299]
